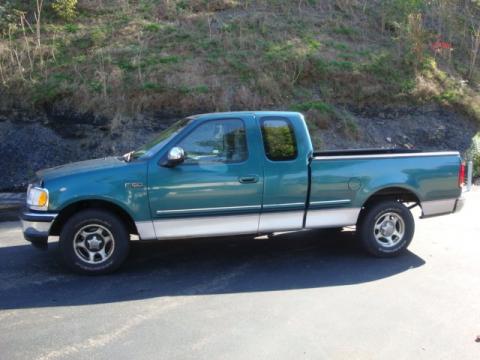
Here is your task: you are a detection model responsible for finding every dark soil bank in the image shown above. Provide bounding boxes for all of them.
[0,104,477,191]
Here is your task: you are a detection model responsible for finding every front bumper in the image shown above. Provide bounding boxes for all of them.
[21,211,58,247]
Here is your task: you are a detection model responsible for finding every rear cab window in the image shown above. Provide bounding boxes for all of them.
[260,118,298,161]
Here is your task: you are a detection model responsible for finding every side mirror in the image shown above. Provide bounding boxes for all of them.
[162,146,185,168]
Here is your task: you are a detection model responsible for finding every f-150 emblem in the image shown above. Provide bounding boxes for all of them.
[125,182,144,189]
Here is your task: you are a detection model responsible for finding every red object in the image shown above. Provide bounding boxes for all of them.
[459,162,465,188]
[431,41,453,51]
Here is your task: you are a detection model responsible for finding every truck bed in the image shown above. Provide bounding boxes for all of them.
[307,150,462,227]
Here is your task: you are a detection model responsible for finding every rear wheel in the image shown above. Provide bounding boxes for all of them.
[59,209,130,274]
[358,200,414,257]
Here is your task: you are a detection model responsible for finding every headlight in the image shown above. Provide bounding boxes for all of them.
[27,186,49,211]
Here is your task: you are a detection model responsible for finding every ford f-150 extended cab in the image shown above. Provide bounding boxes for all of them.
[21,111,465,274]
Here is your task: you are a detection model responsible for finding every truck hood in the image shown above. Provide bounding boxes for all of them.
[37,157,128,181]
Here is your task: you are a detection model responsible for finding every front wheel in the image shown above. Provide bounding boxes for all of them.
[59,209,130,274]
[358,200,414,257]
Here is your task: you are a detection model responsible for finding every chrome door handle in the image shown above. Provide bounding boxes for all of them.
[238,175,259,184]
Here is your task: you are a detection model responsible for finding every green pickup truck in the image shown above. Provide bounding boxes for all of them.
[21,111,465,274]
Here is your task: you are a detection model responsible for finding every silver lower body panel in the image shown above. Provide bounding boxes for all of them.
[258,211,303,232]
[421,198,460,217]
[453,196,466,213]
[137,207,363,240]
[138,213,260,240]
[305,208,361,229]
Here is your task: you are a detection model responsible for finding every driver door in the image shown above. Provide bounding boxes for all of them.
[147,115,264,239]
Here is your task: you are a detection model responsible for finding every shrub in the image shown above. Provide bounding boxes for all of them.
[51,0,77,21]
[468,133,480,178]
[0,1,20,35]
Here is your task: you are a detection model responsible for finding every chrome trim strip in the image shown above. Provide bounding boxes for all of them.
[314,151,459,161]
[151,214,260,240]
[263,202,305,209]
[22,212,58,218]
[305,208,361,228]
[421,198,457,217]
[309,199,351,206]
[258,211,304,232]
[156,205,261,215]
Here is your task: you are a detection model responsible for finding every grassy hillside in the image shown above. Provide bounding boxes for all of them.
[1,0,479,127]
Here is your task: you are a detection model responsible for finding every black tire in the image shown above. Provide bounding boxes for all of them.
[358,200,414,257]
[59,209,130,274]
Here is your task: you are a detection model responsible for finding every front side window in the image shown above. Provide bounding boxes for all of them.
[178,119,248,164]
[130,117,192,159]
[260,118,297,161]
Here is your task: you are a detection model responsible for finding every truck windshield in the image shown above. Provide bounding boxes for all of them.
[126,117,192,160]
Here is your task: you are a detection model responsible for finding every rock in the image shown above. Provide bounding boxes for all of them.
[428,125,447,143]
[0,103,477,191]
[110,132,121,140]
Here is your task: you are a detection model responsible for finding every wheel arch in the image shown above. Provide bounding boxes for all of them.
[50,199,138,236]
[360,186,421,217]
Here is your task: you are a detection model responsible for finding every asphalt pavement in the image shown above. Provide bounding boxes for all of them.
[0,192,479,359]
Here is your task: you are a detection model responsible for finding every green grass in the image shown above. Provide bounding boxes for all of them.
[143,22,163,32]
[291,101,334,113]
[32,73,74,104]
[325,40,350,51]
[64,23,80,33]
[331,25,358,37]
[141,82,166,92]
[0,0,478,120]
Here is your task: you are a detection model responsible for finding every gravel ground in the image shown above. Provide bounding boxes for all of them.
[0,191,479,359]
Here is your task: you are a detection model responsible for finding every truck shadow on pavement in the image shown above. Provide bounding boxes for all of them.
[0,228,425,310]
